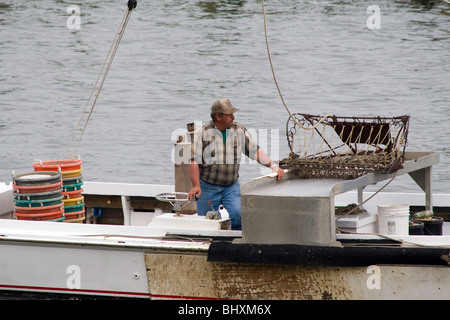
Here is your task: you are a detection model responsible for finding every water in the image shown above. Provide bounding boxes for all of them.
[0,0,449,193]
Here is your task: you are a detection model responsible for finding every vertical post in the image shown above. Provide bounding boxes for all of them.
[358,186,365,206]
[408,166,433,211]
[173,124,197,214]
[424,166,432,211]
[121,195,131,225]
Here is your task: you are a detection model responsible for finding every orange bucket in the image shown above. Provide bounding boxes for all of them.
[14,209,64,221]
[33,158,82,172]
[14,203,64,214]
[62,188,84,199]
[64,208,85,220]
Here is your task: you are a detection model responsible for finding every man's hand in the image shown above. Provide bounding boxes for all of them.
[256,149,285,182]
[188,186,201,201]
[273,166,285,181]
[188,161,201,200]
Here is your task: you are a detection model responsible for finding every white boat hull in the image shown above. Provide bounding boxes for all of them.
[0,175,449,300]
[0,241,149,298]
[0,219,211,299]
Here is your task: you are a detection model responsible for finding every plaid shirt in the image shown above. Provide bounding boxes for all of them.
[191,120,260,186]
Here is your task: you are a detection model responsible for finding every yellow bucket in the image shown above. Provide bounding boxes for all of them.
[62,196,84,206]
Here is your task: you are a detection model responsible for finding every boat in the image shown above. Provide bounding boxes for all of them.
[0,145,449,300]
[1,1,448,301]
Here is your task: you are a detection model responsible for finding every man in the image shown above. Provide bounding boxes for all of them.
[188,98,284,230]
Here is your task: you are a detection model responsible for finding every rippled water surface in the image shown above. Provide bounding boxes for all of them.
[0,0,449,193]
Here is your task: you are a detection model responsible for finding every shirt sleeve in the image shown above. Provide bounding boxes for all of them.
[242,126,260,160]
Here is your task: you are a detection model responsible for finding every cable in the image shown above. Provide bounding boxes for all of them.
[65,3,136,158]
[335,171,399,222]
[261,2,409,239]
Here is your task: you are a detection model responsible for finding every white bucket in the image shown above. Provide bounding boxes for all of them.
[377,204,410,235]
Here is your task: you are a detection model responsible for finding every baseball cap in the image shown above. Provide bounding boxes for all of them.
[211,98,239,114]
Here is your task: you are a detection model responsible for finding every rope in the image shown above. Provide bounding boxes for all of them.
[65,3,136,158]
[335,170,399,221]
[261,2,409,237]
[334,172,450,249]
[261,0,331,130]
[74,233,213,243]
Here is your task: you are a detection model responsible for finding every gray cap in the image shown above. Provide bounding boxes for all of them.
[211,98,239,114]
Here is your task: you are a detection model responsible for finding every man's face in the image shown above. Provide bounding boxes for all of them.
[216,113,235,129]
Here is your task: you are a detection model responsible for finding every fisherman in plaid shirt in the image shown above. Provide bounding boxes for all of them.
[188,98,284,230]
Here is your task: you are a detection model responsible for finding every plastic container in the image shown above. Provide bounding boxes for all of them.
[14,203,64,214]
[12,171,62,186]
[14,189,63,201]
[378,204,410,235]
[13,168,67,222]
[13,195,63,207]
[62,181,83,192]
[33,159,82,172]
[62,188,84,199]
[13,180,62,194]
[62,196,84,207]
[409,221,424,235]
[64,203,85,213]
[61,168,83,179]
[64,208,85,220]
[413,216,443,235]
[14,209,64,221]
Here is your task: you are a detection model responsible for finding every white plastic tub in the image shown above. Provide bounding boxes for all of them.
[378,204,410,235]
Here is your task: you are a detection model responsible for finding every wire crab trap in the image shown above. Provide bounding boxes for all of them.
[279,114,410,179]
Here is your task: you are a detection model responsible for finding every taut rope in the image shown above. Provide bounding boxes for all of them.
[65,0,137,158]
[261,0,331,130]
[261,1,402,223]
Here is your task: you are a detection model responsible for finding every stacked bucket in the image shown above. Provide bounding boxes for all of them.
[33,158,85,223]
[13,171,65,221]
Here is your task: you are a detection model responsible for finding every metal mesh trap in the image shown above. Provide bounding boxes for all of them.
[279,114,410,179]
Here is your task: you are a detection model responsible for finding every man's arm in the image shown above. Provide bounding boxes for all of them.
[188,160,202,200]
[256,148,285,181]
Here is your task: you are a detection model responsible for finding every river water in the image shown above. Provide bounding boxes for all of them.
[0,0,449,193]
